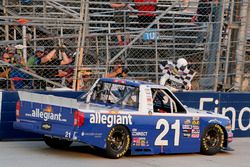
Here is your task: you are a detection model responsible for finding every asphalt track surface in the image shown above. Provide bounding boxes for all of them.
[0,138,249,167]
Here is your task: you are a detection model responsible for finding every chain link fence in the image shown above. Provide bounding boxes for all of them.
[0,0,250,91]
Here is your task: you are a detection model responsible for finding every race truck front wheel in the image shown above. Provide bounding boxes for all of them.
[106,125,131,159]
[43,136,73,149]
[201,124,224,155]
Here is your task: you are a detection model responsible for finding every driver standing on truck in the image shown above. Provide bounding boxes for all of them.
[159,58,196,91]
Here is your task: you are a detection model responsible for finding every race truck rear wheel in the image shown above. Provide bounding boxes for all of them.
[106,125,131,159]
[201,124,224,155]
[43,136,73,149]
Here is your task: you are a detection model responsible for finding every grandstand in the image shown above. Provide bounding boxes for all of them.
[0,0,250,91]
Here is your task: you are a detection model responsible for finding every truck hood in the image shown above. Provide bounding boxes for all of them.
[185,106,230,120]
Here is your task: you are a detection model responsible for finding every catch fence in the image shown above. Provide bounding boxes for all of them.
[0,0,249,91]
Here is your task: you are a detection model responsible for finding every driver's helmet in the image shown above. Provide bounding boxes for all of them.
[95,82,104,92]
[176,58,188,71]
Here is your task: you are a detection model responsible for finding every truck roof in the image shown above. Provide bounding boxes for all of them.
[99,78,156,87]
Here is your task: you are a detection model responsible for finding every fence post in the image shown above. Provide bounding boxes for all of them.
[73,0,85,90]
[3,0,9,41]
[213,0,225,91]
[22,25,27,63]
[223,0,235,87]
[234,0,249,91]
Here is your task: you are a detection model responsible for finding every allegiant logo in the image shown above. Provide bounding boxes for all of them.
[89,112,133,127]
[25,108,67,122]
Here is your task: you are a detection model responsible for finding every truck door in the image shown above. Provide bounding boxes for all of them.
[150,88,200,154]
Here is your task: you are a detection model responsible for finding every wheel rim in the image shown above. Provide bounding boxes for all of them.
[205,128,220,148]
[109,129,126,151]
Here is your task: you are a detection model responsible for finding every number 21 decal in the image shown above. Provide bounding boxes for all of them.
[155,119,180,146]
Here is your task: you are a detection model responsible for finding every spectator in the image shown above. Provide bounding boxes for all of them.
[106,60,128,78]
[27,46,57,66]
[0,52,14,89]
[159,58,196,91]
[9,53,32,90]
[5,46,16,62]
[110,0,132,45]
[61,67,75,88]
[26,46,57,89]
[192,0,212,44]
[1,46,32,90]
[134,0,157,28]
[40,46,73,88]
[27,46,72,89]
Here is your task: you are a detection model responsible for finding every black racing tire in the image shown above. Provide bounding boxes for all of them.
[106,125,131,159]
[43,136,73,149]
[201,124,224,155]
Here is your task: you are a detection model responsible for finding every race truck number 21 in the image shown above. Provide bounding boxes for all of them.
[155,119,180,146]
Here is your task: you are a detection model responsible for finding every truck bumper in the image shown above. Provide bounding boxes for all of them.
[13,121,38,134]
[13,121,76,140]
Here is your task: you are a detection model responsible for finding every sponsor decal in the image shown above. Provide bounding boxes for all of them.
[108,110,119,114]
[184,119,191,125]
[147,104,153,109]
[147,98,152,103]
[191,133,200,138]
[183,129,192,133]
[132,131,148,137]
[208,119,222,124]
[183,133,191,138]
[41,123,52,130]
[182,125,192,129]
[140,138,146,146]
[192,129,200,134]
[145,89,151,94]
[132,137,149,146]
[132,128,137,132]
[89,112,132,127]
[81,132,102,138]
[25,108,67,122]
[132,132,148,137]
[133,137,140,146]
[192,116,200,121]
[44,105,52,113]
[192,120,200,125]
[192,125,200,130]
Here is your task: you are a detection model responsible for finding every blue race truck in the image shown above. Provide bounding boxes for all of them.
[14,78,233,158]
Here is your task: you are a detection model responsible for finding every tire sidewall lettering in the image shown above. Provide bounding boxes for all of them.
[201,124,224,154]
[106,125,130,158]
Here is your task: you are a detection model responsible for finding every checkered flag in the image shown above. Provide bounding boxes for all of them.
[160,61,196,90]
